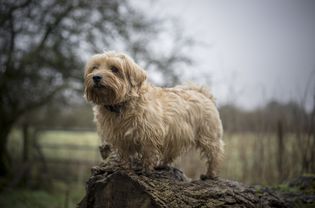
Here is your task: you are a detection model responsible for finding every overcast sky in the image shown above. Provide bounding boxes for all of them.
[133,0,315,110]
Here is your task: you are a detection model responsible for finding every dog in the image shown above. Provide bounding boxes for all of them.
[84,51,224,179]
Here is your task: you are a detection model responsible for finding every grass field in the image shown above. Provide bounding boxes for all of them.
[8,129,305,184]
[8,129,101,161]
[39,130,100,161]
[0,181,84,208]
[5,130,100,208]
[174,133,262,181]
[4,129,309,207]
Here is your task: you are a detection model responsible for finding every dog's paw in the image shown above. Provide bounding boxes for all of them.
[134,168,145,175]
[154,165,171,171]
[200,174,218,181]
[132,165,152,176]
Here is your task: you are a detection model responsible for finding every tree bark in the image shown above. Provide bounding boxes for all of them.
[277,120,284,181]
[78,153,289,208]
[22,123,30,162]
[0,120,13,177]
[21,123,31,186]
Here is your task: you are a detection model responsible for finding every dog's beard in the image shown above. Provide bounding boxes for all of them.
[85,86,116,105]
[84,78,128,105]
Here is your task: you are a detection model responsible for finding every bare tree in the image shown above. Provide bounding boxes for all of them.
[0,0,192,176]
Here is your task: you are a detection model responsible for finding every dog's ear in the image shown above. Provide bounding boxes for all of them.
[122,55,147,87]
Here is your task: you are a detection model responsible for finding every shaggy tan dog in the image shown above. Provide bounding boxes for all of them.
[84,51,224,179]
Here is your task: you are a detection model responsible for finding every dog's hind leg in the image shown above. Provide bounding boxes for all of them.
[197,135,224,180]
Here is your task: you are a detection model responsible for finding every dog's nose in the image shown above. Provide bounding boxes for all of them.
[93,75,102,83]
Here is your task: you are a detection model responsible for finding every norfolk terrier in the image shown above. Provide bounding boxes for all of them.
[84,52,224,179]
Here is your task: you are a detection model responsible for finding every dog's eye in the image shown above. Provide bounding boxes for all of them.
[92,65,98,70]
[110,66,119,73]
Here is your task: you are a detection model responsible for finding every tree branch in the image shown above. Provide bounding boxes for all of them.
[5,13,16,71]
[0,0,33,26]
[36,4,74,52]
[16,84,67,118]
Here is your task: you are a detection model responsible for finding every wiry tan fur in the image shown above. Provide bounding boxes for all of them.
[84,51,224,178]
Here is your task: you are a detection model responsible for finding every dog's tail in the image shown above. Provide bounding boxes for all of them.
[178,83,216,103]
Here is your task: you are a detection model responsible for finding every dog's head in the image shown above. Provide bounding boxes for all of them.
[84,52,147,105]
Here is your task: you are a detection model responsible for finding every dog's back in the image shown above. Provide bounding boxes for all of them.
[175,84,215,103]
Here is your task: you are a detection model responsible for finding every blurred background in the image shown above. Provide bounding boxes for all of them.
[0,0,314,207]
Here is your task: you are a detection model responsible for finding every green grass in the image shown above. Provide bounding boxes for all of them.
[39,131,99,146]
[0,182,85,208]
[8,129,101,161]
[7,129,310,185]
[0,189,63,208]
[4,129,312,207]
[175,132,304,184]
[5,129,98,208]
[174,132,259,180]
[39,131,100,161]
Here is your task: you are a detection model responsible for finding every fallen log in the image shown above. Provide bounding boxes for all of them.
[78,151,289,208]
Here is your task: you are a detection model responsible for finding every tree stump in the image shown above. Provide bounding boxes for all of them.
[78,153,290,208]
